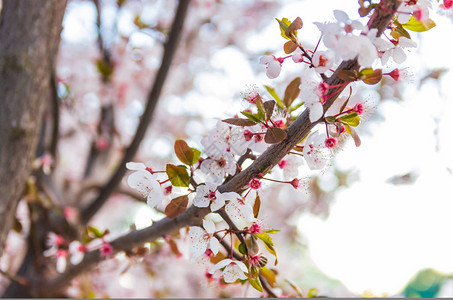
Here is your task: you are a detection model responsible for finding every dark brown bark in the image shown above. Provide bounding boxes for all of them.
[0,0,67,258]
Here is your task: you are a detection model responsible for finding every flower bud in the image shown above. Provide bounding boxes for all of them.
[245,235,260,256]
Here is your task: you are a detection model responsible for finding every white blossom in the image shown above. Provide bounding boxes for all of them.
[188,219,221,260]
[69,241,85,265]
[209,259,248,283]
[193,183,237,211]
[225,194,255,230]
[127,170,163,208]
[302,132,332,170]
[381,37,417,65]
[200,152,236,185]
[259,55,282,79]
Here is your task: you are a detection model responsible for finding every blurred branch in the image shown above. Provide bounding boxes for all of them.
[80,0,192,224]
[38,0,401,296]
[0,269,28,287]
[93,0,112,68]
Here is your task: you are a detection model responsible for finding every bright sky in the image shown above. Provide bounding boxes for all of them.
[61,0,453,296]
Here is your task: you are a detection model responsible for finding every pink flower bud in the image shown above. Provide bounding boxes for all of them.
[244,130,253,141]
[278,159,287,169]
[100,242,113,257]
[353,103,364,115]
[390,68,400,81]
[290,178,301,189]
[324,137,338,148]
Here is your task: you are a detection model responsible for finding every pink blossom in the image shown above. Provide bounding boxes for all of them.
[100,242,113,257]
[249,178,262,190]
[324,137,338,148]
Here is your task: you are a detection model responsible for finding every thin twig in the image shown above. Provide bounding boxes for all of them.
[80,0,192,224]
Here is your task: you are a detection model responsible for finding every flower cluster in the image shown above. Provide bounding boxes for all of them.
[122,1,440,294]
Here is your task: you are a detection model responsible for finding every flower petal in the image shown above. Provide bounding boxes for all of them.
[188,227,208,258]
[209,237,221,256]
[309,103,324,123]
[210,258,233,274]
[203,219,216,234]
[334,10,349,23]
[266,60,281,79]
[126,162,146,171]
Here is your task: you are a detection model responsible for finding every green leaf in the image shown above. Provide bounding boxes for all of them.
[166,164,190,187]
[255,233,278,265]
[241,111,262,123]
[325,116,336,124]
[263,229,280,234]
[259,267,277,287]
[339,112,360,127]
[223,118,257,127]
[264,127,287,144]
[238,242,247,255]
[174,139,194,165]
[263,100,275,121]
[290,100,304,112]
[391,19,411,39]
[191,148,201,165]
[284,41,298,54]
[275,17,292,40]
[248,277,263,292]
[283,77,301,108]
[264,85,284,109]
[250,265,259,279]
[307,288,319,298]
[88,226,104,238]
[255,96,266,121]
[402,16,436,32]
[164,195,188,218]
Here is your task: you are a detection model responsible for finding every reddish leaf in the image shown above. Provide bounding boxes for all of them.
[165,195,188,219]
[253,193,261,218]
[167,238,181,256]
[283,77,301,108]
[361,69,382,85]
[336,69,357,82]
[263,100,276,121]
[264,127,287,144]
[174,140,193,165]
[222,118,257,126]
[283,41,298,54]
[285,16,303,38]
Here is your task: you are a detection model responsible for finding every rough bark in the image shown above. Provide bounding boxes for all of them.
[0,0,67,258]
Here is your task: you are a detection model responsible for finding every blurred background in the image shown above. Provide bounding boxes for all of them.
[1,0,453,297]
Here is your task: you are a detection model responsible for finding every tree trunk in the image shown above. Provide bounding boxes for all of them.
[0,0,67,258]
